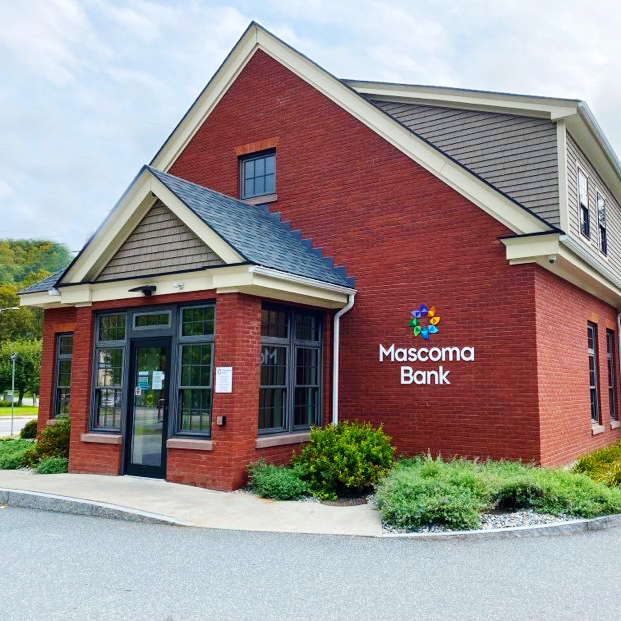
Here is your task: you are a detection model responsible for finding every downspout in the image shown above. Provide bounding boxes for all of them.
[617,312,621,389]
[332,292,356,425]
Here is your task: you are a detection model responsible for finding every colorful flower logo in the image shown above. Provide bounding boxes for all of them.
[408,304,441,339]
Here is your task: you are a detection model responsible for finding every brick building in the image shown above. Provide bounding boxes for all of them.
[19,23,621,490]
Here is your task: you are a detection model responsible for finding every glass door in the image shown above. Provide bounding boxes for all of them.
[125,338,171,478]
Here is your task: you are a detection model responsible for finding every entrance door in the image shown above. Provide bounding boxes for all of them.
[125,338,171,478]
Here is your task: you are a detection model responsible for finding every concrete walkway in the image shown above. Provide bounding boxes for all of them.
[0,470,382,536]
[0,416,37,438]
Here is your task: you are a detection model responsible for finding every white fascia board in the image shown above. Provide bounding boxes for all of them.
[18,293,63,309]
[60,170,244,286]
[150,23,550,237]
[500,233,562,262]
[346,81,579,120]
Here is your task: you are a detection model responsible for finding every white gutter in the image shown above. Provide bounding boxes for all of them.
[332,292,356,425]
[249,265,356,295]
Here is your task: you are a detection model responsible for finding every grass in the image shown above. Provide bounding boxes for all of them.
[0,406,38,416]
[375,456,621,531]
[574,441,621,486]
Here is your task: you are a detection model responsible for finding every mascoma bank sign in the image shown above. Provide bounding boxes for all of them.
[379,304,475,385]
[19,22,621,489]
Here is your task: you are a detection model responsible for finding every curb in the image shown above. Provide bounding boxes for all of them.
[0,488,190,527]
[383,513,621,540]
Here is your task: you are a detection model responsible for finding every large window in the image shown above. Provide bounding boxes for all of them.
[240,150,275,200]
[578,169,590,239]
[607,329,618,421]
[259,305,322,434]
[588,322,600,424]
[93,313,126,430]
[597,191,608,255]
[54,333,73,417]
[177,305,214,436]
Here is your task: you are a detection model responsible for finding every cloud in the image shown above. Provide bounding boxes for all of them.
[2,0,621,250]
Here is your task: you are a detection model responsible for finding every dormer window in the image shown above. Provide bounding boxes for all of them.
[240,150,275,200]
[578,169,590,239]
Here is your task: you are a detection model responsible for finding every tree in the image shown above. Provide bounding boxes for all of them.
[0,285,42,342]
[0,339,42,405]
[0,239,71,285]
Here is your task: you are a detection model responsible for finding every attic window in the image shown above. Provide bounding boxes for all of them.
[578,169,590,239]
[240,150,275,200]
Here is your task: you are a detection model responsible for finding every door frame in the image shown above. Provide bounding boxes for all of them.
[124,336,172,479]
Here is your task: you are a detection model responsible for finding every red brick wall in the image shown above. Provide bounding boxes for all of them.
[170,50,542,463]
[535,267,621,466]
[38,307,76,432]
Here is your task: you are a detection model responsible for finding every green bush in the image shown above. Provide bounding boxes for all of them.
[35,416,70,460]
[574,442,621,486]
[293,422,394,500]
[0,438,33,470]
[35,456,68,474]
[247,461,309,500]
[20,420,38,439]
[375,456,621,531]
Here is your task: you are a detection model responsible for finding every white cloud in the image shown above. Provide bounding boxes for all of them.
[1,0,621,249]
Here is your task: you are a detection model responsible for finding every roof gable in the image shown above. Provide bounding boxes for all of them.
[96,201,225,282]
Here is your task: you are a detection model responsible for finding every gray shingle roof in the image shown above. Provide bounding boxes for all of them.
[18,270,63,295]
[148,167,354,287]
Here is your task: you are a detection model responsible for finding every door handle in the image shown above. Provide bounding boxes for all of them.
[157,398,166,421]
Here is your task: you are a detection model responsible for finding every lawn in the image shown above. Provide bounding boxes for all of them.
[0,406,38,416]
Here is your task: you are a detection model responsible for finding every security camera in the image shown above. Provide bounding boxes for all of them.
[548,255,557,264]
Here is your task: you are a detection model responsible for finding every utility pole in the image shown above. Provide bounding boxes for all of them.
[10,352,17,437]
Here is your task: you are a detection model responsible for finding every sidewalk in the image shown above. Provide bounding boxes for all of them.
[0,470,382,536]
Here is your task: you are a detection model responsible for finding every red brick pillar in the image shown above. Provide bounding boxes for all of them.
[68,305,121,475]
[210,292,261,489]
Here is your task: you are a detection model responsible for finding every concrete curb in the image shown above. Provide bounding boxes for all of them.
[0,488,190,527]
[383,513,621,540]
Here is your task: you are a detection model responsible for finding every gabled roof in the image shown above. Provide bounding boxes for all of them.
[147,167,353,287]
[20,166,354,296]
[18,270,63,295]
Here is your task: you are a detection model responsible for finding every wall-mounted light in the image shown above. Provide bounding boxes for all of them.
[128,285,157,297]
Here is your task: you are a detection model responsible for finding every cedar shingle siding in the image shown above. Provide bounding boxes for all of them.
[372,100,560,225]
[96,201,224,281]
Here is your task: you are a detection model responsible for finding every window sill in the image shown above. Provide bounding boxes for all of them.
[591,424,605,436]
[243,194,277,206]
[255,432,310,449]
[611,420,620,430]
[167,438,214,451]
[81,432,122,445]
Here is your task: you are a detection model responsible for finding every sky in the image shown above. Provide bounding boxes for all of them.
[1,0,621,253]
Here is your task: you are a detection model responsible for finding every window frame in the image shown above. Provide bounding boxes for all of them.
[53,332,73,418]
[588,322,600,424]
[259,304,323,436]
[596,190,608,256]
[607,329,618,421]
[239,149,276,200]
[577,167,590,240]
[175,304,215,437]
[91,312,128,432]
[133,310,172,331]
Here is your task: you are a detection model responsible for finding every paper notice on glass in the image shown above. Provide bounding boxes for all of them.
[152,371,164,390]
[138,371,149,389]
[215,367,233,393]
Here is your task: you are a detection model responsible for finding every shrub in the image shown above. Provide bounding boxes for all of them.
[0,439,33,470]
[35,416,70,460]
[375,456,621,531]
[294,422,394,500]
[20,420,38,439]
[247,461,309,500]
[35,457,68,474]
[574,442,621,486]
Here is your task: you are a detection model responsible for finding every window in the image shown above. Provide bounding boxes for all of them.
[597,191,608,255]
[607,330,618,421]
[53,333,73,417]
[177,305,214,435]
[259,305,322,433]
[240,151,275,199]
[578,169,590,238]
[133,311,171,329]
[93,313,126,430]
[588,323,600,423]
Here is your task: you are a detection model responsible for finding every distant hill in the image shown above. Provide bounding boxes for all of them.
[0,239,72,286]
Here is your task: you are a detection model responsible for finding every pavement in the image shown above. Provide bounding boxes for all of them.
[2,506,621,621]
[0,415,36,437]
[0,470,382,536]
